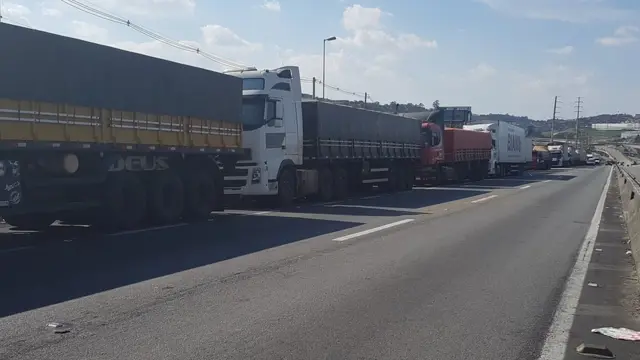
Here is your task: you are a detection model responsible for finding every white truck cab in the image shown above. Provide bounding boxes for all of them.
[222,66,304,196]
[547,144,567,167]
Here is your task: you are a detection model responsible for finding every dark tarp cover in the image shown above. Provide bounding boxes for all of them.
[0,23,243,123]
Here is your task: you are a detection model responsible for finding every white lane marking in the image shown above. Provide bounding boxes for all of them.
[333,219,415,242]
[360,195,381,200]
[108,223,188,237]
[253,211,272,215]
[0,246,35,255]
[317,201,342,207]
[536,165,613,360]
[519,185,531,189]
[471,195,497,203]
[542,180,552,183]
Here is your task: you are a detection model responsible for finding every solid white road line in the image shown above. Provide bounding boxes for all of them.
[470,195,497,203]
[542,180,552,183]
[519,185,531,189]
[333,219,415,242]
[536,166,613,360]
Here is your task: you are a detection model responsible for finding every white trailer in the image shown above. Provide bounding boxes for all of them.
[463,122,528,176]
[524,137,533,165]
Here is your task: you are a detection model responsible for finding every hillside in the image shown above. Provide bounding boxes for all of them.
[308,96,637,137]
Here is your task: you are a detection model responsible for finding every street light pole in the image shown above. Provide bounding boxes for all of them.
[322,36,336,99]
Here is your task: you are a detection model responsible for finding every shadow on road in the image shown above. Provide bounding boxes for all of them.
[288,187,491,217]
[0,213,363,318]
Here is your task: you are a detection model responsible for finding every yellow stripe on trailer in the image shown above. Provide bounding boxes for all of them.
[0,98,243,151]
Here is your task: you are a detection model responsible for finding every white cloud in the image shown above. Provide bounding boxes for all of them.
[42,7,62,17]
[596,25,639,46]
[261,1,280,12]
[547,45,574,54]
[1,2,33,28]
[71,20,109,43]
[336,5,436,50]
[469,63,497,81]
[477,0,634,23]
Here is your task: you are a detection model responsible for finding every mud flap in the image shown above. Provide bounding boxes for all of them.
[0,160,22,208]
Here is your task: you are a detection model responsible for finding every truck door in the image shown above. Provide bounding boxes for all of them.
[265,97,287,169]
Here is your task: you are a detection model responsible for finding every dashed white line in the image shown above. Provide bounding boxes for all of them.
[470,195,497,203]
[542,180,552,183]
[0,246,35,255]
[360,195,381,200]
[519,185,531,189]
[252,211,273,215]
[108,223,188,237]
[333,219,415,242]
[536,165,613,360]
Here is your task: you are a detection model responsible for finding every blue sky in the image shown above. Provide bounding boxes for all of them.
[1,0,638,119]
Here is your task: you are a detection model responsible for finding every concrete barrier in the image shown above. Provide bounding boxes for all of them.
[615,165,640,269]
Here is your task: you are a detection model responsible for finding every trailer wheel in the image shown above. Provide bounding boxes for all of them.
[148,171,185,225]
[98,172,146,230]
[319,167,334,201]
[2,213,56,230]
[403,166,414,190]
[382,166,398,193]
[278,167,296,207]
[183,171,216,221]
[333,166,349,199]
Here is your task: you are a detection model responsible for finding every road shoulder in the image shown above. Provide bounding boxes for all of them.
[564,170,640,359]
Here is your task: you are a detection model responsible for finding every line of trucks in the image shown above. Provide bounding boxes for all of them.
[530,143,592,169]
[0,23,534,231]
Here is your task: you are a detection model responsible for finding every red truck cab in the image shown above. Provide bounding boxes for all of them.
[421,122,444,167]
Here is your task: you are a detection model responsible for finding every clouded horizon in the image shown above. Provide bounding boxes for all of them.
[1,0,638,120]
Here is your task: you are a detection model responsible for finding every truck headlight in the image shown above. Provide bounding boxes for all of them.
[251,167,262,184]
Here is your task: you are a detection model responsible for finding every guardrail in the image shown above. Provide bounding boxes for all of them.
[614,162,640,276]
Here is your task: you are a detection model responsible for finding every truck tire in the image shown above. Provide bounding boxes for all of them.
[147,171,185,225]
[382,166,398,193]
[183,171,216,221]
[333,166,349,199]
[3,213,56,230]
[277,167,296,207]
[98,172,146,230]
[403,166,414,190]
[319,167,334,201]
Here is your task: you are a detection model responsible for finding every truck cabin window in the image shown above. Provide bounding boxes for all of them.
[242,97,267,131]
[421,127,441,147]
[421,127,432,147]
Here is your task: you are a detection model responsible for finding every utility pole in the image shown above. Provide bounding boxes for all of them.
[312,77,316,99]
[551,96,557,143]
[574,96,583,148]
[364,92,367,109]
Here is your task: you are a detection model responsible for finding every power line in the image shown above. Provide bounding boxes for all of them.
[60,1,372,102]
[59,0,250,70]
[301,77,367,99]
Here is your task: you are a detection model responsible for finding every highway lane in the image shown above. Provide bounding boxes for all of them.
[0,167,607,360]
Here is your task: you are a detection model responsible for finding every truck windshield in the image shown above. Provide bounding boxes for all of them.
[242,96,266,131]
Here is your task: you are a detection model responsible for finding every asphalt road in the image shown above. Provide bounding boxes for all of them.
[0,166,611,360]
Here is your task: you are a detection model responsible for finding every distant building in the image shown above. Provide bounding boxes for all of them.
[591,123,640,130]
